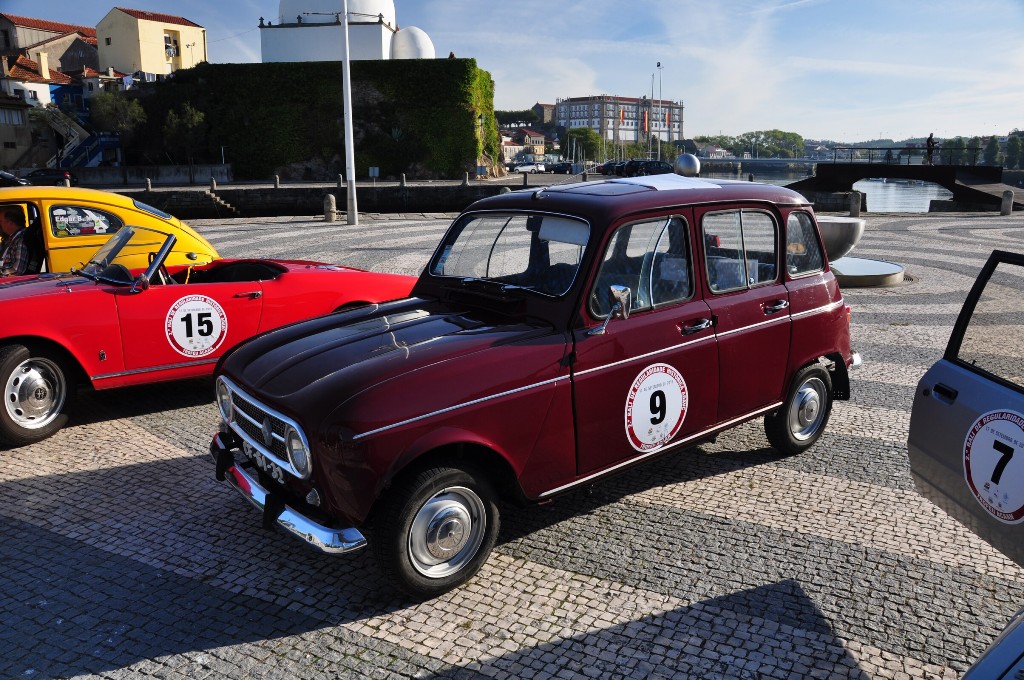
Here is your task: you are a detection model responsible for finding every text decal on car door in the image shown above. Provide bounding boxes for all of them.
[964,410,1024,523]
[165,295,229,358]
[625,363,688,452]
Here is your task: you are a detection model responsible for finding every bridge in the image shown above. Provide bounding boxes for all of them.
[788,155,1022,211]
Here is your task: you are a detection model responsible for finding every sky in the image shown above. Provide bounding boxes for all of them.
[5,0,1023,143]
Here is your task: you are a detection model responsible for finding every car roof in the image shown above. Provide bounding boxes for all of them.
[0,185,141,208]
[468,174,810,227]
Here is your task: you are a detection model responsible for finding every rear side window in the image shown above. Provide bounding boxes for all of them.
[703,209,778,292]
[956,261,1024,390]
[786,212,825,276]
[49,205,124,238]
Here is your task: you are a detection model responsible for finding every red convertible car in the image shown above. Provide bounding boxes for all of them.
[0,225,415,446]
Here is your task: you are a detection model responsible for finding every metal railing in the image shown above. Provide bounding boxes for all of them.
[829,146,984,166]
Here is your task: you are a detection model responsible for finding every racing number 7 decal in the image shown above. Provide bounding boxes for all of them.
[991,440,1014,485]
[165,295,229,358]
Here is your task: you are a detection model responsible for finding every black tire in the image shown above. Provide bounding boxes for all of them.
[0,343,75,446]
[764,363,832,456]
[371,465,499,599]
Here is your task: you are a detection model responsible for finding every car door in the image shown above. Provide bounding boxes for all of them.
[113,281,265,379]
[698,207,791,422]
[572,213,719,476]
[908,249,1024,567]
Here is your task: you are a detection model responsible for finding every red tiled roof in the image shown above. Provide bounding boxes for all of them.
[6,54,72,85]
[0,13,96,38]
[115,8,202,28]
[65,66,129,79]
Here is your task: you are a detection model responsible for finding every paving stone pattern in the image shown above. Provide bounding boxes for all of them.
[2,211,1023,679]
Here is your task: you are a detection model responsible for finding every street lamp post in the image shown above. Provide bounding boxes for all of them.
[656,62,663,160]
[340,0,358,224]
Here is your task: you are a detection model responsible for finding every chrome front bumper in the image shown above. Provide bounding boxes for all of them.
[210,432,366,554]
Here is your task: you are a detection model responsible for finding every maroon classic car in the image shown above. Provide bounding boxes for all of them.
[210,167,860,597]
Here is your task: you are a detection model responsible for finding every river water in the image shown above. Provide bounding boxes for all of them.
[700,170,953,213]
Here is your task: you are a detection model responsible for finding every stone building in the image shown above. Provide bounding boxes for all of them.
[555,94,684,144]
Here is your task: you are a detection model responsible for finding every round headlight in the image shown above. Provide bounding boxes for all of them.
[285,426,310,477]
[215,378,233,421]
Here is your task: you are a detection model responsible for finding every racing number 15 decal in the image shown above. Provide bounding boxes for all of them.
[964,410,1024,524]
[625,363,688,452]
[165,295,229,358]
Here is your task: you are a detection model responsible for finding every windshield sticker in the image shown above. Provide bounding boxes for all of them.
[964,410,1024,524]
[165,295,229,358]
[625,363,688,452]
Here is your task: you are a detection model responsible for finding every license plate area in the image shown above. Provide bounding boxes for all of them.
[242,439,287,483]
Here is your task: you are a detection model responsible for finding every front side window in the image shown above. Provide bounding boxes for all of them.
[786,212,825,276]
[956,261,1024,390]
[431,212,588,298]
[589,216,692,317]
[703,209,778,293]
[50,205,124,238]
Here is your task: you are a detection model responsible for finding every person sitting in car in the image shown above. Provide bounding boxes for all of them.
[0,207,30,276]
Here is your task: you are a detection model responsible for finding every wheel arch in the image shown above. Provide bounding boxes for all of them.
[0,335,89,387]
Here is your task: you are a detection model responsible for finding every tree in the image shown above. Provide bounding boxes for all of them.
[1005,135,1022,170]
[983,135,1002,166]
[89,91,146,145]
[966,136,982,165]
[494,109,538,127]
[163,102,207,180]
[564,127,602,162]
[943,137,965,165]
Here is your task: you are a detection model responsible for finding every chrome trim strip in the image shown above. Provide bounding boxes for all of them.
[353,375,568,440]
[574,335,716,378]
[211,439,366,554]
[93,357,217,380]
[715,314,790,339]
[538,402,784,498]
[790,299,845,320]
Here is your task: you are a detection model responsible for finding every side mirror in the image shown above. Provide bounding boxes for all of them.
[130,274,151,293]
[588,284,632,336]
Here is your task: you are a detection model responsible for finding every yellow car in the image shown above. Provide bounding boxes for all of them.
[0,186,218,273]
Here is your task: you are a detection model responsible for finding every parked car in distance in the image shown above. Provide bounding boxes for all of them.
[611,160,628,176]
[636,160,674,176]
[24,167,78,186]
[0,170,29,187]
[622,159,648,177]
[514,162,545,174]
[210,164,860,598]
[0,186,218,272]
[548,162,575,174]
[0,224,416,446]
[594,161,615,175]
[907,249,1024,677]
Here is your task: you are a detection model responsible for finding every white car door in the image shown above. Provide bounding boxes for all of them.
[908,249,1024,567]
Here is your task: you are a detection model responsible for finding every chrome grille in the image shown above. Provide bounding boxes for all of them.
[231,391,288,460]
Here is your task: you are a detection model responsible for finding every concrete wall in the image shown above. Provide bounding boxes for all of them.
[76,164,232,186]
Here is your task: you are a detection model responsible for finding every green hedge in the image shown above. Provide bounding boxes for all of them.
[127,59,498,180]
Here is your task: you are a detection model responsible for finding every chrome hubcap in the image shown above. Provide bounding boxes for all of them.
[788,377,827,441]
[5,357,66,430]
[408,486,486,578]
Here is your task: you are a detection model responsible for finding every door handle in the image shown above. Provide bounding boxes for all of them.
[233,291,263,299]
[765,300,789,314]
[929,382,958,404]
[680,318,713,335]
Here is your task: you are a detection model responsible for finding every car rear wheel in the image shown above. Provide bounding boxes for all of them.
[0,343,75,446]
[371,465,499,599]
[764,363,832,455]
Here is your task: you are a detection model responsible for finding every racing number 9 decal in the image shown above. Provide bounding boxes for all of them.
[625,363,688,452]
[165,295,229,358]
[964,410,1024,524]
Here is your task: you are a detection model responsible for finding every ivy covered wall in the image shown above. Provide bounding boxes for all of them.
[128,59,499,180]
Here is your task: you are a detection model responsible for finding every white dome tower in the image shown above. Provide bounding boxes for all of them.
[391,27,435,59]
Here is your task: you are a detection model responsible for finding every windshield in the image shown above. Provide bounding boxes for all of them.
[430,212,589,297]
[74,225,174,285]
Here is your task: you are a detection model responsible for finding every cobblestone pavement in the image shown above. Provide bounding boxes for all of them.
[2,210,1023,679]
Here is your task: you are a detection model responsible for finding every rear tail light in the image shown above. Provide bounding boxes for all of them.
[845,304,851,321]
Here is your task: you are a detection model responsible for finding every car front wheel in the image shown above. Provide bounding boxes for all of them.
[764,363,832,455]
[371,465,499,598]
[0,343,75,446]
